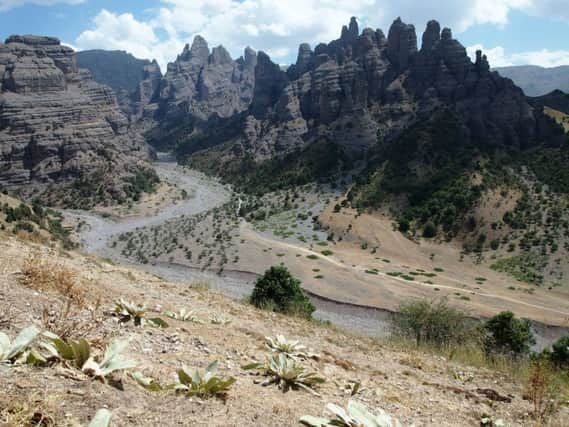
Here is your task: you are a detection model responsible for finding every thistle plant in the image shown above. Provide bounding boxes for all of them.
[265,335,319,360]
[39,333,136,381]
[300,401,405,427]
[114,298,168,328]
[244,353,325,395]
[174,361,236,400]
[0,326,40,364]
[164,308,204,324]
[210,314,232,325]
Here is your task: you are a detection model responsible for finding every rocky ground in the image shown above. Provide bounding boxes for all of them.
[1,231,567,426]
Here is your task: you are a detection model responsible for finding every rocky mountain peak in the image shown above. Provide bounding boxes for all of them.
[421,20,441,51]
[243,46,257,69]
[211,45,233,65]
[190,35,210,62]
[387,17,418,69]
[341,16,359,43]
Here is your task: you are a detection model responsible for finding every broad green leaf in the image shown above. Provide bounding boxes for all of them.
[88,408,113,427]
[130,371,163,391]
[299,415,332,426]
[148,317,169,328]
[100,339,130,366]
[0,332,10,359]
[70,339,91,368]
[177,368,192,385]
[7,326,40,360]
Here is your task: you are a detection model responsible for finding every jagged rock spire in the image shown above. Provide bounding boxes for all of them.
[421,20,441,51]
[387,17,418,69]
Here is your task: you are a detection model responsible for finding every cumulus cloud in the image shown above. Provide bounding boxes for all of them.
[0,0,84,12]
[74,0,569,71]
[468,44,569,68]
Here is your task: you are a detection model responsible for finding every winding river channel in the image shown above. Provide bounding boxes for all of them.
[66,154,566,347]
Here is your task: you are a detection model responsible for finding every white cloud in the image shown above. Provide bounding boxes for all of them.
[76,9,184,71]
[468,44,569,68]
[0,0,84,12]
[74,0,569,71]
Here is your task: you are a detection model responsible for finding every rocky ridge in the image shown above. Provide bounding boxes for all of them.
[141,37,257,147]
[0,35,153,207]
[186,17,538,162]
[76,50,163,121]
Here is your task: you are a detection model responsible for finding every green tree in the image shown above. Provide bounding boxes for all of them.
[398,219,410,233]
[250,266,315,319]
[422,222,437,238]
[391,298,476,347]
[484,311,535,356]
[551,335,569,368]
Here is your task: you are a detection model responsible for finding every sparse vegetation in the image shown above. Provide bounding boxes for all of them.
[174,361,236,400]
[300,400,404,427]
[250,266,315,319]
[484,311,535,357]
[391,298,478,347]
[244,353,325,395]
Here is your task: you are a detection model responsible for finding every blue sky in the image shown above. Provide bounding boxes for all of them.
[1,0,569,71]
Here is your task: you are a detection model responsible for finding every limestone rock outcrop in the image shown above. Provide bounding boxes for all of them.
[0,36,153,206]
[76,50,163,121]
[203,17,537,161]
[143,36,257,144]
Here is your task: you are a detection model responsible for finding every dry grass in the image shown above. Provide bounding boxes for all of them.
[19,254,85,307]
[525,360,563,423]
[0,390,76,427]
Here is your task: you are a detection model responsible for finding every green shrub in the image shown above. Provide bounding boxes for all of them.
[422,222,437,238]
[250,266,315,319]
[398,219,410,233]
[551,336,569,368]
[484,311,535,357]
[391,298,477,347]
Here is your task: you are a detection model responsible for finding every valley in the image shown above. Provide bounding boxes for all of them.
[65,155,569,348]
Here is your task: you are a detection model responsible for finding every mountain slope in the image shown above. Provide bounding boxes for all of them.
[495,65,569,96]
[178,18,569,287]
[1,226,566,426]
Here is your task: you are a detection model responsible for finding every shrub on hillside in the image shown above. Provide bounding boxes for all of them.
[484,311,535,357]
[422,222,437,238]
[391,298,477,347]
[250,266,315,319]
[551,335,569,368]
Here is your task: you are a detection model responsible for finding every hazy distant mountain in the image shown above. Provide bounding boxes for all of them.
[494,65,569,96]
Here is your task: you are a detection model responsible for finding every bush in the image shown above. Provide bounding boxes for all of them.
[484,311,535,357]
[250,266,315,319]
[551,335,569,368]
[422,222,437,238]
[391,298,477,347]
[398,219,410,233]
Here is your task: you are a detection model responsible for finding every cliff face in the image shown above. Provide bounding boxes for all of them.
[76,50,163,121]
[141,37,257,147]
[0,35,153,207]
[202,17,537,161]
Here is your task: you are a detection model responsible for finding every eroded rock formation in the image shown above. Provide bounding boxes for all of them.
[0,35,153,207]
[213,17,537,161]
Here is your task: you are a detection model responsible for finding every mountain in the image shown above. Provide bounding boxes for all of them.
[182,18,543,187]
[495,65,569,96]
[76,50,163,121]
[0,35,155,208]
[141,37,257,149]
[177,18,569,287]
